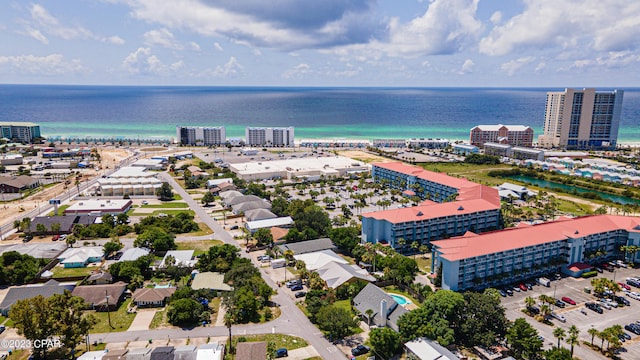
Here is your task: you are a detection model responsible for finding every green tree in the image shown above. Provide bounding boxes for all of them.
[196,244,240,273]
[134,227,176,252]
[567,325,580,357]
[398,290,464,346]
[9,295,56,359]
[116,213,129,226]
[103,240,123,259]
[316,304,359,341]
[157,182,174,201]
[544,347,572,360]
[506,318,542,360]
[0,251,42,285]
[50,222,61,233]
[35,223,46,233]
[369,327,402,359]
[48,291,97,355]
[458,291,509,347]
[254,228,274,247]
[201,191,216,206]
[329,226,360,255]
[168,298,203,326]
[553,327,566,349]
[365,308,374,327]
[21,217,32,233]
[588,327,599,346]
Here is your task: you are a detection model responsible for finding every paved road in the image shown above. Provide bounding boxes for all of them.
[88,172,342,359]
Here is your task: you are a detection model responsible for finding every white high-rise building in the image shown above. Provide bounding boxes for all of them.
[245,127,294,147]
[538,88,623,150]
[176,126,226,146]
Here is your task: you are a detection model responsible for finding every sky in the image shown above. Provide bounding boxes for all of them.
[2,0,640,87]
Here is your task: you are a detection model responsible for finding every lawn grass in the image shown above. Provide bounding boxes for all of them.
[414,255,432,273]
[232,334,308,351]
[88,298,136,333]
[141,202,189,208]
[52,265,99,278]
[129,209,195,217]
[176,239,223,255]
[420,162,512,185]
[557,199,593,215]
[47,204,70,216]
[149,309,168,329]
[188,222,214,237]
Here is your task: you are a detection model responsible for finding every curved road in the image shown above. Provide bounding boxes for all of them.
[90,172,342,359]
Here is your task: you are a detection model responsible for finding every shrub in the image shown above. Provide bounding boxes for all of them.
[581,271,597,278]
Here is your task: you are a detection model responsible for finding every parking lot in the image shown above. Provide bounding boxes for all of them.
[501,267,640,360]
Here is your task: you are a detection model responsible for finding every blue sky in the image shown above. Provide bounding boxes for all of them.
[1,0,640,87]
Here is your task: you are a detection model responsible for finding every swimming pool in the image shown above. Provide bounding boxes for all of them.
[389,293,411,305]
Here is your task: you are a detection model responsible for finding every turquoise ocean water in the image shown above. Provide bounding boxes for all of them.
[1,85,639,143]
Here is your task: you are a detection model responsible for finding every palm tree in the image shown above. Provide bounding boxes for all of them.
[567,325,580,356]
[588,327,599,346]
[397,237,406,253]
[524,296,536,309]
[410,241,419,259]
[540,304,551,321]
[13,219,21,232]
[365,308,374,327]
[224,312,234,354]
[553,327,566,349]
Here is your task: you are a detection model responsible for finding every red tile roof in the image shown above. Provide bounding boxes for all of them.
[363,197,500,224]
[373,162,481,192]
[433,215,640,261]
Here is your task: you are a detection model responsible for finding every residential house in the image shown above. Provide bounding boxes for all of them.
[71,282,128,311]
[294,249,348,271]
[77,350,106,360]
[124,347,152,360]
[404,338,458,360]
[132,287,176,307]
[191,272,233,294]
[196,343,225,360]
[0,279,75,315]
[160,250,195,268]
[315,261,375,289]
[28,215,98,235]
[150,346,175,360]
[277,238,336,256]
[234,342,267,360]
[173,345,197,360]
[86,271,113,285]
[118,247,150,262]
[352,283,407,331]
[101,349,128,360]
[58,246,104,268]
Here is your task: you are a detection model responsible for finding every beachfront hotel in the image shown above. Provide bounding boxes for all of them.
[432,215,640,291]
[469,124,534,148]
[0,122,41,143]
[245,127,294,147]
[361,162,501,248]
[538,88,623,150]
[176,126,226,146]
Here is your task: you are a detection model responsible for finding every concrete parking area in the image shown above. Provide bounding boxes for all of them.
[501,267,640,360]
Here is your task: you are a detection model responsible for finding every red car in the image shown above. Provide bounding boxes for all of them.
[519,283,528,291]
[562,296,576,305]
[619,282,631,291]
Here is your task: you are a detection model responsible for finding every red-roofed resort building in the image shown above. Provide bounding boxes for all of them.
[361,162,502,248]
[432,215,640,291]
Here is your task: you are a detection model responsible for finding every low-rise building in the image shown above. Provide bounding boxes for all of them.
[432,215,640,291]
[64,199,132,215]
[245,216,294,233]
[132,287,176,307]
[315,261,375,289]
[234,342,267,360]
[58,246,104,268]
[452,143,479,155]
[0,280,75,315]
[372,139,407,148]
[470,124,534,148]
[71,282,128,310]
[277,238,336,256]
[353,284,408,331]
[404,338,458,360]
[191,272,233,293]
[0,175,39,193]
[408,138,450,149]
[230,156,370,181]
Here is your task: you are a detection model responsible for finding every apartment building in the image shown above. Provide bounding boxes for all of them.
[538,88,623,150]
[0,122,41,143]
[361,162,501,248]
[245,127,294,147]
[432,215,640,291]
[407,138,450,149]
[176,126,226,146]
[469,124,533,148]
[484,142,545,161]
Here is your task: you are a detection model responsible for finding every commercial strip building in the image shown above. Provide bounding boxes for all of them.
[64,199,133,215]
[431,215,640,291]
[0,122,41,143]
[361,162,501,248]
[230,156,370,181]
[176,126,226,146]
[469,124,534,148]
[245,127,294,147]
[538,88,623,150]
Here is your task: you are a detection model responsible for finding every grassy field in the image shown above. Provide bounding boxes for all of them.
[231,334,309,352]
[420,163,512,185]
[52,265,99,278]
[187,222,214,237]
[141,202,189,208]
[149,309,168,329]
[88,298,136,333]
[47,204,70,216]
[414,255,432,273]
[176,239,223,255]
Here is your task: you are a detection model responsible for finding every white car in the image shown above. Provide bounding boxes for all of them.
[599,300,612,310]
[551,312,566,322]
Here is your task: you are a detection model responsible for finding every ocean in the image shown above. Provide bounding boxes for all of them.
[2,85,640,144]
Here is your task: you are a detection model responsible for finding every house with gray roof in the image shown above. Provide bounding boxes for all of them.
[234,342,266,360]
[231,200,271,215]
[225,194,264,206]
[277,238,336,255]
[352,283,408,331]
[315,261,375,289]
[405,338,458,360]
[244,208,277,222]
[102,349,128,360]
[191,272,233,293]
[0,279,75,315]
[150,346,175,360]
[123,347,151,360]
[0,175,39,193]
[173,345,196,360]
[28,215,98,235]
[118,247,150,262]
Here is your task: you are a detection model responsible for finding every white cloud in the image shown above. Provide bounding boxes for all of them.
[480,0,640,56]
[144,28,182,50]
[459,59,475,74]
[283,63,311,79]
[489,11,502,25]
[189,42,201,52]
[500,56,535,76]
[122,47,181,76]
[0,54,86,75]
[213,42,224,52]
[213,57,243,77]
[25,4,123,45]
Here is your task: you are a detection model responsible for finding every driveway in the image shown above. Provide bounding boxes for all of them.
[128,309,157,331]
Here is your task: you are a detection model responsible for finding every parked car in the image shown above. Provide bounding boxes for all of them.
[0,325,5,334]
[585,302,604,314]
[614,295,631,306]
[619,282,631,290]
[290,284,303,291]
[551,312,566,322]
[561,296,576,305]
[141,200,149,205]
[599,300,612,310]
[625,324,640,335]
[527,306,540,315]
[519,283,528,291]
[595,267,603,273]
[512,285,521,292]
[351,345,370,356]
[504,288,514,296]
[229,225,239,230]
[22,234,33,242]
[621,332,632,340]
[294,291,306,298]
[525,282,534,290]
[554,299,566,308]
[275,348,288,358]
[286,279,301,288]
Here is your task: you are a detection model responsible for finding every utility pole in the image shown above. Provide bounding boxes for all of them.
[105,290,113,329]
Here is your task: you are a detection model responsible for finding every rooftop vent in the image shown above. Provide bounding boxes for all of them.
[416,211,423,216]
[458,206,464,211]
